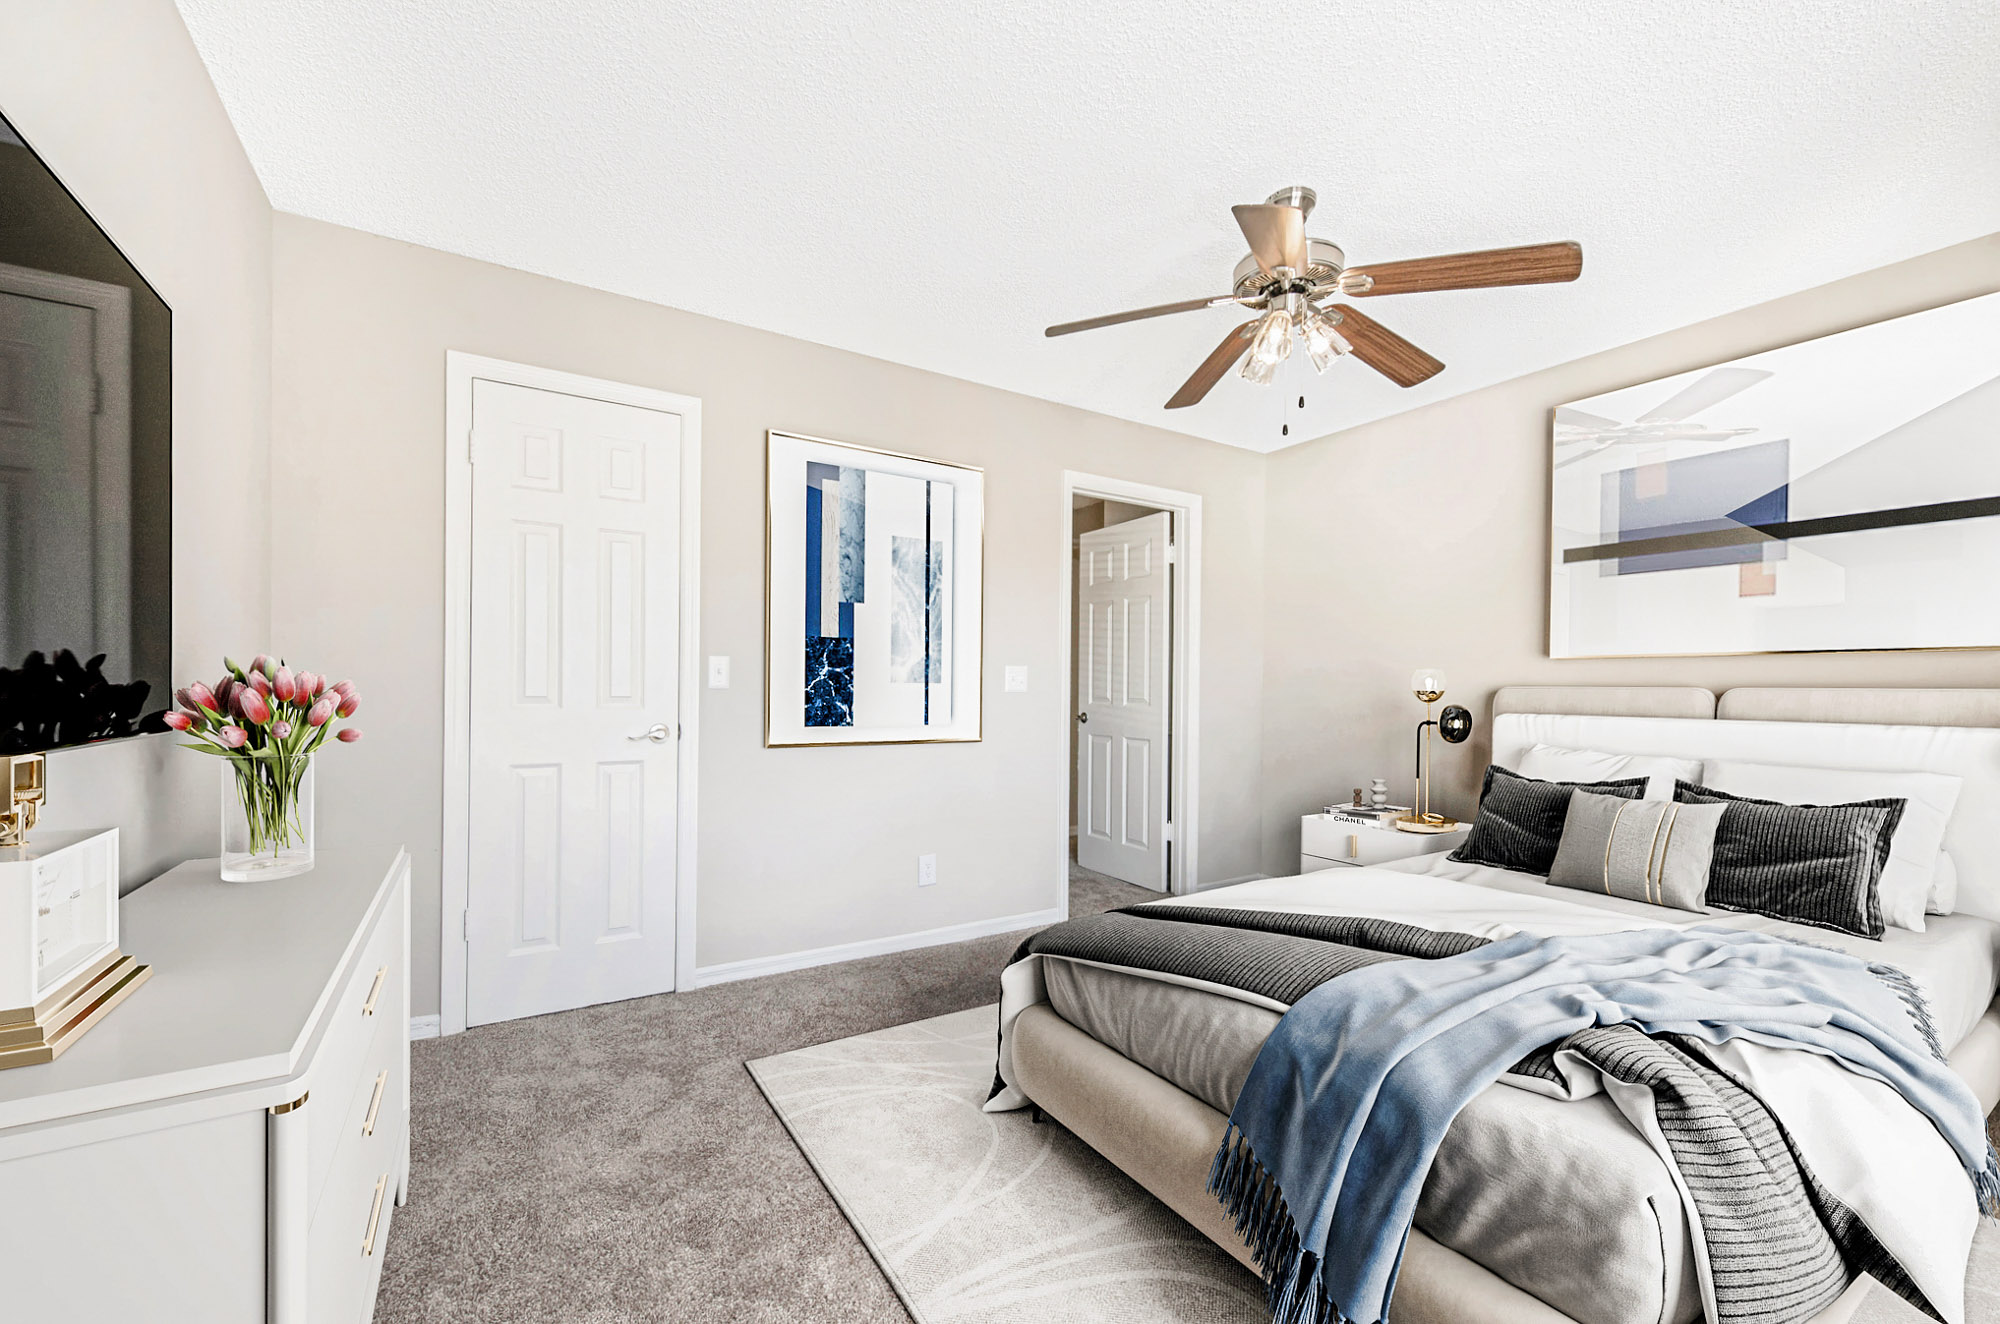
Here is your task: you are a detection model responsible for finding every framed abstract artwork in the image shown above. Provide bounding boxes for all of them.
[765,431,983,745]
[1549,289,2000,659]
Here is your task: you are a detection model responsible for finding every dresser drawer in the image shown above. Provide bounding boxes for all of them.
[1299,816,1469,868]
[308,1067,407,1324]
[305,888,403,1225]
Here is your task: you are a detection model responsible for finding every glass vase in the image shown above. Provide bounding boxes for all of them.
[220,756,315,881]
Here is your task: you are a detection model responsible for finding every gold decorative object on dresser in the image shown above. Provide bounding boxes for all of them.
[0,752,47,846]
[0,827,150,1069]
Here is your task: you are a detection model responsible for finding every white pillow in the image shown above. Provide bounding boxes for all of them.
[1698,759,1963,933]
[1517,743,1703,801]
[1929,851,1959,916]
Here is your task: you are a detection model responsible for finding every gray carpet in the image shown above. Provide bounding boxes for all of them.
[374,862,1157,1323]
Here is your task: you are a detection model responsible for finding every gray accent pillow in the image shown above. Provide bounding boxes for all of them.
[1448,765,1649,876]
[1547,791,1725,913]
[1671,780,1905,940]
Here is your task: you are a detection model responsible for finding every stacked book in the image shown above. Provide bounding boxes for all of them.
[1322,804,1412,827]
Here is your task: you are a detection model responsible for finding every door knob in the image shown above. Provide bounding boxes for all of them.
[627,723,673,743]
[1076,712,1088,724]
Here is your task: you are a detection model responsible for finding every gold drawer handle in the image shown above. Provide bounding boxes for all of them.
[1349,834,1359,858]
[362,1174,388,1256]
[361,966,387,1016]
[363,1069,389,1137]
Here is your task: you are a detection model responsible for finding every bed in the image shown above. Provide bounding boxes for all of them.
[994,686,2000,1324]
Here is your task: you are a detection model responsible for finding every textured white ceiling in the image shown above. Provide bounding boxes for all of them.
[175,0,2000,453]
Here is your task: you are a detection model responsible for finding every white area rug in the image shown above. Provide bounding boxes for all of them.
[751,1004,2000,1324]
[747,1004,1264,1323]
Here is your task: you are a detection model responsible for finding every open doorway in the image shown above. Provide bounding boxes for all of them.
[1061,473,1202,902]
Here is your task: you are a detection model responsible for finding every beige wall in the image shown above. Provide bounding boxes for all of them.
[0,1,272,887]
[269,215,1267,1015]
[1259,233,2000,875]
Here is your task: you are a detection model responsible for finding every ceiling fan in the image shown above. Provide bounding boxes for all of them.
[1046,186,1583,410]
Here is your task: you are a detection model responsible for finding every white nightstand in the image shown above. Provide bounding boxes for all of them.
[1299,813,1472,873]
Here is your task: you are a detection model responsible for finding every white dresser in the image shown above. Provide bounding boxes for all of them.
[0,848,411,1324]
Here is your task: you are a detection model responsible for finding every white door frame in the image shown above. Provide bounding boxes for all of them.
[1060,472,1201,903]
[441,352,703,1037]
[0,262,133,672]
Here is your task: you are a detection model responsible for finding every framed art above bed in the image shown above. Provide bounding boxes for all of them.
[765,431,984,746]
[1548,290,2000,658]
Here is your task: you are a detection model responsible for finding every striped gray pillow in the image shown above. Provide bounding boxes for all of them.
[1672,780,1905,939]
[1548,791,1725,912]
[1449,765,1649,875]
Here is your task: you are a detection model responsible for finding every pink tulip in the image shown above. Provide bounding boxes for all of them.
[306,696,336,727]
[250,654,273,677]
[214,678,236,714]
[273,666,296,702]
[185,681,220,714]
[335,727,362,743]
[311,673,329,697]
[218,725,248,749]
[163,711,194,732]
[237,688,272,725]
[272,719,292,739]
[249,670,271,696]
[337,692,360,718]
[294,671,316,699]
[330,680,355,702]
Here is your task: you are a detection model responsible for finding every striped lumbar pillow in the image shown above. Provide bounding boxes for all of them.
[1672,780,1906,940]
[1548,791,1724,913]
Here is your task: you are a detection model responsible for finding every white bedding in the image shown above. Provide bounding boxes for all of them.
[1375,852,2000,1050]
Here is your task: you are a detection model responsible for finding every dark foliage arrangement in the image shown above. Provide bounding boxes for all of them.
[0,649,163,754]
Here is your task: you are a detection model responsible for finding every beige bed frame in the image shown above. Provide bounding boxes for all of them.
[1016,686,2000,1324]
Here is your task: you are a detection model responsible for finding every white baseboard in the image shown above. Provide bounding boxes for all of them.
[409,1014,441,1040]
[1189,872,1269,894]
[691,905,1066,989]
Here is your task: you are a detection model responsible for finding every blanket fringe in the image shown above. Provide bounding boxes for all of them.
[1210,1123,1376,1324]
[1863,959,2000,1216]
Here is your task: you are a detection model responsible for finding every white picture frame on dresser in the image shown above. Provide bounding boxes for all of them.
[0,847,412,1324]
[1300,813,1470,873]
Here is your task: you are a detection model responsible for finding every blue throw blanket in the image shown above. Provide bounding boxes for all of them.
[1209,925,2000,1324]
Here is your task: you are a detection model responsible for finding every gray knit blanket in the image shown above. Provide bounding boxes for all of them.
[992,904,1956,1323]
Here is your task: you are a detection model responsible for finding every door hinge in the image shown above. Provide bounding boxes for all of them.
[1163,821,1175,842]
[462,910,470,942]
[1164,542,1176,564]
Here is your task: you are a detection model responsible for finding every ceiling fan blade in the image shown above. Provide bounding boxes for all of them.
[1165,320,1259,409]
[1232,204,1307,275]
[1343,241,1582,297]
[1637,367,1773,423]
[1327,305,1444,387]
[1045,295,1247,337]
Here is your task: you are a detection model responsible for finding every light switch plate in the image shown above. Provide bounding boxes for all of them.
[1004,666,1028,693]
[918,853,938,887]
[707,656,730,689]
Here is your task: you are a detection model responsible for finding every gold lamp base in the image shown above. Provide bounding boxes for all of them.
[1392,813,1459,835]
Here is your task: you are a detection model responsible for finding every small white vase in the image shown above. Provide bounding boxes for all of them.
[1369,778,1389,808]
[221,758,315,881]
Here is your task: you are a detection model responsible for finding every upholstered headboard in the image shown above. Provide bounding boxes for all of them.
[1492,686,1715,720]
[1486,685,2000,922]
[1492,685,2000,730]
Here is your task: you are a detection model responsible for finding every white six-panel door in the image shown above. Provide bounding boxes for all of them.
[467,379,683,1025]
[1075,511,1171,890]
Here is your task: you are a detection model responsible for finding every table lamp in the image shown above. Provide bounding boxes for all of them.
[1395,667,1473,834]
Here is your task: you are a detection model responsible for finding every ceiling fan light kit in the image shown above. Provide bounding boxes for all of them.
[1046,186,1583,412]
